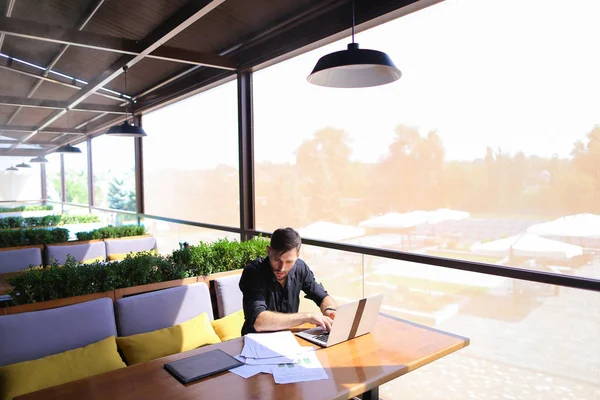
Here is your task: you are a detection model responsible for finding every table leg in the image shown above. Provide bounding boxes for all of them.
[359,386,379,400]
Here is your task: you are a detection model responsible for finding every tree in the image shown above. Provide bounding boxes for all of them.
[376,125,445,212]
[107,177,136,211]
[295,127,356,223]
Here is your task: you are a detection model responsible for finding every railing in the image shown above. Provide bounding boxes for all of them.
[12,200,600,400]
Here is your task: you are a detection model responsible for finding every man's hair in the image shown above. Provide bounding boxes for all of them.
[270,227,302,253]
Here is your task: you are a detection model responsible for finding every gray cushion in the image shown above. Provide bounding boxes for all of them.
[0,247,43,273]
[46,241,106,265]
[104,236,157,257]
[0,298,117,367]
[214,274,243,318]
[115,282,213,337]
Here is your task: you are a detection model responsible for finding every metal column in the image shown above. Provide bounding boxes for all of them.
[237,70,255,242]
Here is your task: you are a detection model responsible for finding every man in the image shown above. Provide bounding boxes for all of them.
[239,227,337,335]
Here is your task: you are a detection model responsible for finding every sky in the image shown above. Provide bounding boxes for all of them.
[140,0,600,170]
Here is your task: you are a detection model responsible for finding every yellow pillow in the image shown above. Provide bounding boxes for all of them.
[108,249,158,261]
[81,256,105,264]
[116,312,221,365]
[211,310,244,342]
[0,336,125,400]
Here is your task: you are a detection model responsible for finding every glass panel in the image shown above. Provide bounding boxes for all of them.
[253,0,600,279]
[0,156,41,201]
[64,142,88,205]
[142,80,239,227]
[364,256,600,400]
[142,218,239,254]
[92,135,136,210]
[45,153,62,202]
[296,245,363,314]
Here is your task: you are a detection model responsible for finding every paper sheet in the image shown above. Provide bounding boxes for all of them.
[241,331,304,359]
[233,332,328,384]
[244,347,316,365]
[272,351,329,384]
[229,356,272,379]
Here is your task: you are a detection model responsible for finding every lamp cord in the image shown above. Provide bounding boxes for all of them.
[352,0,355,43]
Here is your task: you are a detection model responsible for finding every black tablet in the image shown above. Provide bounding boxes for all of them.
[164,349,244,384]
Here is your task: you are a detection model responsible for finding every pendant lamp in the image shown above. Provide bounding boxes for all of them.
[55,144,82,154]
[107,66,147,137]
[6,166,18,171]
[16,161,31,168]
[307,0,401,88]
[30,156,49,163]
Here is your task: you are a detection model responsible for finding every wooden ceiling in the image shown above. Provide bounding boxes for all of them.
[0,0,421,157]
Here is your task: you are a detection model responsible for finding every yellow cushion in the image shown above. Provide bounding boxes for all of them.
[0,336,125,400]
[108,249,158,261]
[116,312,221,365]
[81,256,105,264]
[211,310,244,342]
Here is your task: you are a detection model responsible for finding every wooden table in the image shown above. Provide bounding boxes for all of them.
[17,314,469,400]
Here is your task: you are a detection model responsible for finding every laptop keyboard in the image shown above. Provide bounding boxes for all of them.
[314,331,330,342]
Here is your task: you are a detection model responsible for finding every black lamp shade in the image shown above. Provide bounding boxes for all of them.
[16,162,31,168]
[107,121,147,137]
[307,43,402,88]
[30,156,49,163]
[6,166,18,171]
[55,144,82,154]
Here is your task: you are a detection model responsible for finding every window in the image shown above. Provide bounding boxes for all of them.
[64,141,88,205]
[142,80,239,227]
[253,0,600,277]
[45,153,62,202]
[0,156,41,201]
[92,135,136,210]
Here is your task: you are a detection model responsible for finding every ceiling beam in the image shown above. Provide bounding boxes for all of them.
[0,124,86,135]
[40,0,227,154]
[0,95,125,113]
[0,149,45,157]
[0,15,237,70]
[0,139,52,145]
[0,62,125,103]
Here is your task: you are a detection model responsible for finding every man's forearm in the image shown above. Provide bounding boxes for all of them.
[253,311,313,332]
[319,295,337,314]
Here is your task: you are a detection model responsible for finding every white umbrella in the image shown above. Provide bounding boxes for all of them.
[426,208,470,225]
[298,221,365,241]
[470,233,583,260]
[527,213,600,238]
[358,211,429,229]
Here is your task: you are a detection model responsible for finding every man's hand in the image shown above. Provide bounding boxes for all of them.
[309,313,334,331]
[323,309,336,320]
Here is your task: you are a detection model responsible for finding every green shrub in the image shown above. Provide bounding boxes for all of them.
[6,236,267,305]
[7,252,188,305]
[172,236,268,276]
[0,205,53,213]
[75,225,147,241]
[0,228,69,248]
[0,214,99,229]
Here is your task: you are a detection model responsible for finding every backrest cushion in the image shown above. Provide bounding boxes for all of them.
[46,241,106,265]
[115,282,214,337]
[214,274,243,318]
[116,312,220,365]
[0,336,125,400]
[0,298,118,367]
[105,236,157,260]
[0,247,43,273]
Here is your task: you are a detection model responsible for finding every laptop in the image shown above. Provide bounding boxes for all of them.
[296,294,384,347]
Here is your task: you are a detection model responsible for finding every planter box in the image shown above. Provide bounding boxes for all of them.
[2,291,115,315]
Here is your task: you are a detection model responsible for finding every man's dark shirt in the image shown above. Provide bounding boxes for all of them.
[239,256,329,335]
